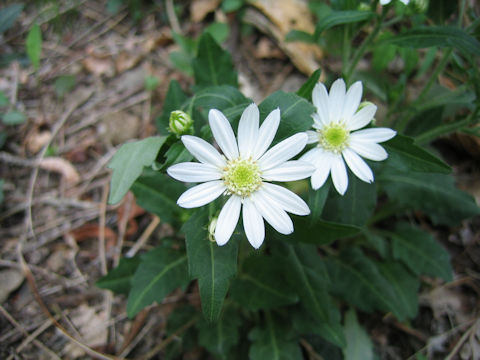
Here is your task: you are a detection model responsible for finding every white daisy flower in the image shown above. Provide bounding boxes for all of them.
[167,104,315,249]
[380,0,409,5]
[301,79,396,195]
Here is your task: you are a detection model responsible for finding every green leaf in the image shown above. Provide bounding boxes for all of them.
[0,4,24,34]
[169,51,193,76]
[0,179,4,204]
[230,255,298,310]
[249,312,303,360]
[130,169,185,224]
[388,223,453,281]
[127,247,189,317]
[192,32,237,89]
[156,80,188,134]
[108,136,166,204]
[378,170,480,225]
[204,22,230,44]
[2,111,26,125]
[165,305,199,359]
[342,309,374,360]
[160,141,193,170]
[308,181,329,220]
[414,117,473,145]
[194,85,250,114]
[183,208,239,322]
[144,75,159,91]
[384,26,480,56]
[415,86,476,112]
[54,75,76,99]
[0,91,9,107]
[222,0,244,12]
[383,133,451,174]
[296,69,322,102]
[314,10,374,37]
[96,256,141,294]
[285,30,316,44]
[26,24,42,71]
[259,91,315,143]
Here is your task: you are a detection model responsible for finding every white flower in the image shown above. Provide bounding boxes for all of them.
[380,0,409,5]
[301,79,396,195]
[167,104,315,249]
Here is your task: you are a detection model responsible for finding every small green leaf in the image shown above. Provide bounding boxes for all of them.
[169,51,193,76]
[285,30,316,44]
[127,247,189,317]
[204,22,230,44]
[26,24,42,70]
[108,136,166,204]
[156,80,188,134]
[2,111,26,125]
[144,75,159,91]
[314,10,374,37]
[342,309,374,360]
[96,256,141,294]
[296,69,322,101]
[183,208,239,322]
[222,0,244,12]
[0,91,9,107]
[0,4,24,34]
[54,75,76,98]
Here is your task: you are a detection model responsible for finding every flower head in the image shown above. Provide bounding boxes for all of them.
[167,104,315,248]
[301,79,396,195]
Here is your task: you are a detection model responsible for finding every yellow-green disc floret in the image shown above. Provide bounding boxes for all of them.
[318,123,350,154]
[223,158,262,197]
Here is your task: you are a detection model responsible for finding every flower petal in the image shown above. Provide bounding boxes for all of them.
[252,189,294,235]
[349,140,388,161]
[209,109,239,160]
[299,147,321,164]
[259,133,308,171]
[215,195,241,246]
[342,148,374,183]
[311,113,324,130]
[312,83,330,125]
[311,166,331,190]
[181,135,226,168]
[350,128,396,143]
[346,104,377,131]
[328,79,346,123]
[262,183,310,215]
[342,81,362,122]
[238,103,259,158]
[242,198,265,249]
[262,160,315,182]
[167,162,221,182]
[252,108,280,160]
[306,130,318,144]
[331,155,348,195]
[177,181,225,208]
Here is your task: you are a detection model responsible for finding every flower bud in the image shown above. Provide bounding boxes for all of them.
[169,110,193,136]
[208,217,218,242]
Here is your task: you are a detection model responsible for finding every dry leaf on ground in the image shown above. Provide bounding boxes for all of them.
[39,157,81,184]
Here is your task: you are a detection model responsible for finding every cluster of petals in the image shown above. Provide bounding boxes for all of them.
[167,104,314,249]
[301,79,396,195]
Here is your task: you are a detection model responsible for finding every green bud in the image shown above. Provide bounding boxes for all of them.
[412,0,428,12]
[208,217,218,242]
[169,110,193,136]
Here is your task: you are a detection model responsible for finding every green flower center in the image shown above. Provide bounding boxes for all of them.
[223,158,262,197]
[319,123,350,153]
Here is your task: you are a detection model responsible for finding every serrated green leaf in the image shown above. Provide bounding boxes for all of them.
[2,111,26,125]
[130,169,185,224]
[192,32,237,89]
[342,309,374,360]
[127,247,189,317]
[315,10,374,37]
[183,208,239,322]
[378,170,480,225]
[383,133,451,174]
[0,4,24,34]
[156,80,188,134]
[107,136,166,204]
[259,91,315,143]
[384,26,480,56]
[296,69,322,102]
[26,24,42,71]
[230,255,298,310]
[388,223,453,281]
[96,256,141,294]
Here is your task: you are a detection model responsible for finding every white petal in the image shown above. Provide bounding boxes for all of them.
[262,160,315,182]
[209,109,239,160]
[399,0,409,4]
[311,113,324,130]
[331,155,348,195]
[350,128,396,143]
[262,183,310,216]
[380,0,390,4]
[259,133,308,171]
[300,147,321,164]
[328,79,346,123]
[181,135,226,168]
[215,195,241,246]
[242,198,265,249]
[252,108,280,160]
[306,130,319,144]
[311,166,331,190]
[312,83,330,125]
[252,190,294,235]
[346,104,377,131]
[342,148,374,183]
[238,103,259,158]
[167,162,221,182]
[342,81,362,122]
[177,181,225,208]
[349,141,388,161]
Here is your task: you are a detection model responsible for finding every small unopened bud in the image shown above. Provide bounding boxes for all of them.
[169,110,193,136]
[208,217,218,242]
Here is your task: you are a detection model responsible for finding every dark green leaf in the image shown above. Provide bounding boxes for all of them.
[96,256,141,294]
[156,80,188,134]
[160,141,193,170]
[414,116,473,145]
[222,0,244,12]
[296,69,322,102]
[127,247,189,317]
[204,22,230,44]
[26,24,42,70]
[165,305,199,359]
[0,91,9,107]
[285,30,316,44]
[194,85,250,113]
[416,86,476,112]
[0,4,24,34]
[183,208,239,322]
[342,309,374,360]
[308,181,329,220]
[169,51,194,76]
[2,111,26,125]
[192,32,237,89]
[108,136,166,204]
[315,10,374,37]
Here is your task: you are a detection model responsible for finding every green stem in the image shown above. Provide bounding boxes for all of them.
[342,25,351,74]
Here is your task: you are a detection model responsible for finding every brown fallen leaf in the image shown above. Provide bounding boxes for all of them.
[39,157,81,184]
[115,51,142,73]
[70,223,117,243]
[26,129,52,154]
[191,0,221,23]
